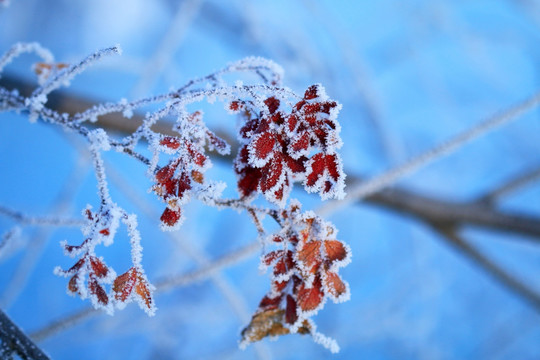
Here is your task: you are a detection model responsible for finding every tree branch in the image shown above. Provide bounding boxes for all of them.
[0,308,50,360]
[430,226,540,312]
[3,73,539,242]
[477,164,540,205]
[362,182,540,241]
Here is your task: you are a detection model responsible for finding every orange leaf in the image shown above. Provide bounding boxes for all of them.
[135,277,153,309]
[324,271,347,298]
[273,250,294,276]
[297,240,322,274]
[113,268,137,302]
[324,240,348,263]
[68,275,79,294]
[89,256,109,278]
[297,277,324,312]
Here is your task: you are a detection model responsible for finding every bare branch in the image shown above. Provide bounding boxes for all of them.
[431,226,540,312]
[0,307,50,360]
[362,182,540,241]
[318,91,540,213]
[477,164,540,204]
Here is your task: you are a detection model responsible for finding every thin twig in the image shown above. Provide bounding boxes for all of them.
[361,181,540,241]
[0,307,50,360]
[0,206,85,227]
[477,164,540,204]
[433,226,540,312]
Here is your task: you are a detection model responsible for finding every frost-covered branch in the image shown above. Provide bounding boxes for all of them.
[0,308,50,360]
[0,206,85,227]
[4,73,538,241]
[360,181,540,241]
[0,44,349,351]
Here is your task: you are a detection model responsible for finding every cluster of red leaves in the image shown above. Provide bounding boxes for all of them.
[64,252,111,306]
[233,84,344,206]
[241,207,350,344]
[57,209,154,313]
[59,243,154,312]
[152,111,228,229]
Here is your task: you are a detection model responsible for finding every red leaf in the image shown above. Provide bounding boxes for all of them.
[285,295,298,324]
[260,156,283,193]
[264,97,280,114]
[113,268,137,302]
[237,166,262,198]
[273,250,294,276]
[306,153,326,187]
[303,103,321,115]
[160,136,180,149]
[89,256,109,278]
[325,154,340,182]
[304,85,320,100]
[160,207,181,227]
[229,101,241,111]
[99,228,110,236]
[68,275,79,294]
[68,258,86,273]
[324,271,347,298]
[155,164,174,183]
[259,294,282,311]
[306,153,341,190]
[263,250,284,266]
[252,132,276,161]
[177,171,192,198]
[240,118,260,139]
[297,240,322,274]
[321,101,337,114]
[288,114,298,132]
[291,132,310,153]
[89,278,109,305]
[297,276,324,312]
[324,240,348,263]
[186,143,207,167]
[162,178,178,197]
[285,154,306,174]
[273,280,288,292]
